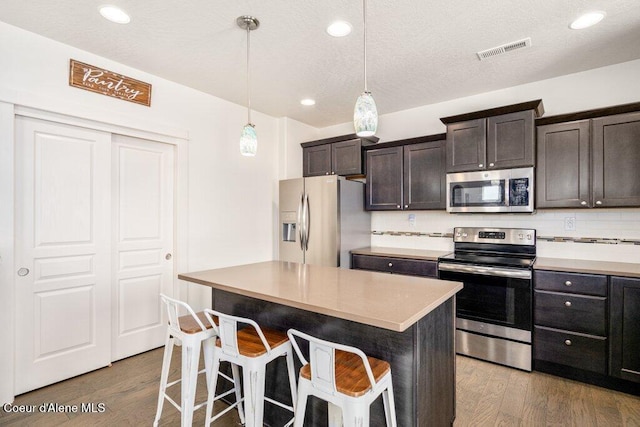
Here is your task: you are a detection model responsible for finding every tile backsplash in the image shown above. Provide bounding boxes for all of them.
[370,209,640,263]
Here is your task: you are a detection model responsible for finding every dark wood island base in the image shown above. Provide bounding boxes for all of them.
[212,289,456,426]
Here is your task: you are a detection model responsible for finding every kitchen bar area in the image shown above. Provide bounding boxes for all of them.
[179,261,462,426]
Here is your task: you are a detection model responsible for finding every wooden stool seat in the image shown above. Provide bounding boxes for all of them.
[217,326,289,357]
[300,350,391,397]
[178,311,217,334]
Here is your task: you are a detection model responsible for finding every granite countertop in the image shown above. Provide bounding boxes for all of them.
[534,257,640,278]
[351,247,450,261]
[178,261,462,332]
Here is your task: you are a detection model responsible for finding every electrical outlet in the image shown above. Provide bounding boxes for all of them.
[408,214,416,227]
[564,217,576,231]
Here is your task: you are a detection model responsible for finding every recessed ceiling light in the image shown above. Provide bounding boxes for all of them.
[326,21,352,37]
[99,5,131,24]
[300,99,316,106]
[570,11,605,30]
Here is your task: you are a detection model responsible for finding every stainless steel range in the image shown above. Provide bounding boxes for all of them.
[438,227,536,371]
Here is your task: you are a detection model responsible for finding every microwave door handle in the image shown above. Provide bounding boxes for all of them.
[504,179,510,207]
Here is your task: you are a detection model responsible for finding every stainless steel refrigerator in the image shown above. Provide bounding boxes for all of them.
[279,175,370,268]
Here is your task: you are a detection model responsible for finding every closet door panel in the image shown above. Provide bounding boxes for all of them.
[15,116,111,394]
[112,135,175,361]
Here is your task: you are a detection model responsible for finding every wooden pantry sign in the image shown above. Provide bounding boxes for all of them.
[69,59,152,106]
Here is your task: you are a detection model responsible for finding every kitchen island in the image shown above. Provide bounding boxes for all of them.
[179,261,462,426]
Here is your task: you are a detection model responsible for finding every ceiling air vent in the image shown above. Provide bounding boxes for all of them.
[477,37,531,61]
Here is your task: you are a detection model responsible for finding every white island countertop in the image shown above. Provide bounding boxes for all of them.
[178,261,462,332]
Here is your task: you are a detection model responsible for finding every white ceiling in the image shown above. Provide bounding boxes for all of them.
[2,1,640,128]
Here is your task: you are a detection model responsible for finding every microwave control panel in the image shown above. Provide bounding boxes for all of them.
[509,177,530,207]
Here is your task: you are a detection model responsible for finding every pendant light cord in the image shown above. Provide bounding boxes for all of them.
[363,0,368,93]
[246,23,252,124]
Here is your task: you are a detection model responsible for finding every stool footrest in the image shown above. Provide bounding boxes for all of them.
[264,396,294,413]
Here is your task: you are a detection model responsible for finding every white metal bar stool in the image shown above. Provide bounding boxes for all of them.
[287,329,397,427]
[154,294,244,426]
[203,309,297,427]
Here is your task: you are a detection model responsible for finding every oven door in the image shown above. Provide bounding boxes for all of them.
[438,263,532,333]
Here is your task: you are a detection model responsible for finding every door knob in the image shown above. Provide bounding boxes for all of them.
[17,268,30,277]
[165,253,172,260]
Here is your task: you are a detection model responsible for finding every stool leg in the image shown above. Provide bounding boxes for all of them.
[153,333,174,426]
[382,375,397,427]
[202,336,215,392]
[327,403,342,427]
[286,349,298,412]
[181,338,201,426]
[342,400,369,427]
[242,362,266,427]
[293,379,310,427]
[204,352,221,426]
[231,363,245,424]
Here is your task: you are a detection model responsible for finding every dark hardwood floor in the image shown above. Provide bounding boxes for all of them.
[1,347,639,426]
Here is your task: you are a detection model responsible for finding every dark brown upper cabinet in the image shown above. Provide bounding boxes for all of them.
[441,100,543,173]
[536,120,591,208]
[537,106,640,208]
[365,136,446,211]
[301,134,378,177]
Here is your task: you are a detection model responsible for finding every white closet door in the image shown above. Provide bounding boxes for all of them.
[15,117,111,394]
[112,135,174,361]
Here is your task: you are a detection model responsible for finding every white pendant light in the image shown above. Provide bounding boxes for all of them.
[237,16,259,157]
[354,0,378,137]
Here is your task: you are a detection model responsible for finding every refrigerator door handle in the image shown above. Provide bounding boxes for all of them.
[304,193,310,250]
[298,193,305,251]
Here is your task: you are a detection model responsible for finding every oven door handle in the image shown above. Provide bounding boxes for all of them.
[438,262,532,279]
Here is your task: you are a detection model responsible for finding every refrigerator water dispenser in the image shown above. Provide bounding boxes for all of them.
[281,211,297,242]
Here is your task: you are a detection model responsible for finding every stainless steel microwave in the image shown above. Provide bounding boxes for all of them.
[446,167,534,213]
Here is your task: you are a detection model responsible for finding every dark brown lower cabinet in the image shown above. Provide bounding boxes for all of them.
[351,254,437,278]
[534,325,607,374]
[610,276,640,383]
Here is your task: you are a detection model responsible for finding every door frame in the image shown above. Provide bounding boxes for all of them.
[0,102,189,404]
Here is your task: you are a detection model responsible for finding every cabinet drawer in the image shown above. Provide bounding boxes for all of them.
[351,255,437,278]
[534,326,607,374]
[534,270,607,296]
[534,290,607,336]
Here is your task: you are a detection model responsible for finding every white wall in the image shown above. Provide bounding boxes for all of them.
[314,59,640,262]
[0,21,319,403]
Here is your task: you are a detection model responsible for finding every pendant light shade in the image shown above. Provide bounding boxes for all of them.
[237,15,259,157]
[354,0,378,137]
[354,91,378,137]
[240,123,257,156]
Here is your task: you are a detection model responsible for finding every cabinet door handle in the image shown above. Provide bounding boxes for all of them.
[478,164,484,168]
[564,339,572,346]
[565,301,572,307]
[489,163,494,167]
[565,281,572,287]
[325,172,329,175]
[595,200,602,205]
[580,201,587,206]
[396,205,401,209]
[331,171,335,175]
[404,204,409,208]
[388,262,393,267]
